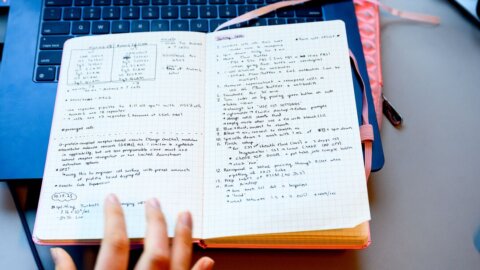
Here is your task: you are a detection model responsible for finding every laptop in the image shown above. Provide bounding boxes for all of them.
[0,0,384,180]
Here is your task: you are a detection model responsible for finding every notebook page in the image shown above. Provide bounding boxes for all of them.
[203,21,370,238]
[34,32,206,241]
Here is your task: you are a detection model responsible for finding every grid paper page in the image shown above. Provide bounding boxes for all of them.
[203,21,370,239]
[34,32,206,241]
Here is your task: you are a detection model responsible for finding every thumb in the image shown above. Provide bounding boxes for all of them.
[51,248,77,270]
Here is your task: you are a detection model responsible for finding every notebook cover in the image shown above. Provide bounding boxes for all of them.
[323,1,384,171]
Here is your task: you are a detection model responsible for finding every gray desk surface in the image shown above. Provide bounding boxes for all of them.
[0,183,37,269]
[1,0,480,269]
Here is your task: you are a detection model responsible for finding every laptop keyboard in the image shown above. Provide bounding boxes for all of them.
[35,0,324,82]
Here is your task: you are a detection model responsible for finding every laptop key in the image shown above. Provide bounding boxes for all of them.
[142,7,160,19]
[45,0,73,6]
[190,0,206,4]
[122,7,140,19]
[295,5,322,17]
[44,8,62,20]
[268,18,286,25]
[36,67,56,81]
[63,8,82,20]
[276,8,294,17]
[103,7,121,19]
[133,0,150,5]
[113,0,130,5]
[229,21,247,29]
[199,6,217,18]
[209,0,226,4]
[42,22,71,35]
[94,0,112,5]
[219,5,236,18]
[92,21,110,34]
[250,18,266,26]
[83,7,101,19]
[151,20,169,31]
[171,0,188,4]
[74,0,92,5]
[209,19,226,31]
[287,18,305,24]
[72,21,91,34]
[180,6,198,18]
[112,21,130,33]
[190,20,208,32]
[171,20,189,31]
[38,51,63,65]
[132,21,150,32]
[161,6,178,19]
[152,0,169,4]
[246,0,263,4]
[238,5,255,15]
[40,36,72,50]
[228,0,245,4]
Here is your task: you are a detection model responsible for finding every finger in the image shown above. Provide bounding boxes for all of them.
[134,198,170,270]
[51,248,76,270]
[170,212,193,270]
[95,194,130,270]
[191,257,215,270]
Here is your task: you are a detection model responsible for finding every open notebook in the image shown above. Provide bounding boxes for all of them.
[33,21,371,249]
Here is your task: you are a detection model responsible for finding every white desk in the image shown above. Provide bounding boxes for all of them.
[1,0,480,269]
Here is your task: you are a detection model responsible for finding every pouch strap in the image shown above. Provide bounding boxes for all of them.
[355,0,440,25]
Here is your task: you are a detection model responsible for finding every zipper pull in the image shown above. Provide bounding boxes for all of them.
[382,94,402,127]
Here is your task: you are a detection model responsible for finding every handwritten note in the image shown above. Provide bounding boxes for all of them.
[203,21,370,238]
[35,32,207,241]
[34,21,370,243]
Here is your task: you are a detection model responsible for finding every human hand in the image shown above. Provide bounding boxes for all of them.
[50,194,214,270]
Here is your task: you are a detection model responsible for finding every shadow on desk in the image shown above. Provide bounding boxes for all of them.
[9,181,363,270]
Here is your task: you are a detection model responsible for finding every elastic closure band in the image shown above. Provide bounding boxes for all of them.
[360,124,374,142]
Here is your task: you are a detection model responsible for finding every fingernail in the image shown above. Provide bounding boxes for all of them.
[107,194,120,205]
[203,258,215,269]
[50,248,58,264]
[147,198,161,210]
[181,212,192,229]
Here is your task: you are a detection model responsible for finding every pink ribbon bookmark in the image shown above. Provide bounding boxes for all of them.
[214,0,310,32]
[215,0,440,32]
